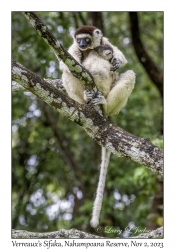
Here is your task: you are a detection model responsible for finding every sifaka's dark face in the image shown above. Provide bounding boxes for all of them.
[75,34,92,50]
[74,26,103,51]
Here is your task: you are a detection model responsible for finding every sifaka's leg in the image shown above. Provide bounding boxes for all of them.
[105,70,136,116]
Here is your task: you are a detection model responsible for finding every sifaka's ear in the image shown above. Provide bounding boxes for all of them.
[94,29,103,36]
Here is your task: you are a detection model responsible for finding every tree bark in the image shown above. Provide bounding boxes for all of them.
[12,227,163,239]
[12,59,163,177]
[12,12,163,236]
[23,12,95,90]
[129,12,164,228]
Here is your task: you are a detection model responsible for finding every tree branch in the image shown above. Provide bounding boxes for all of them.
[23,11,95,90]
[12,59,163,176]
[12,79,63,92]
[129,12,163,97]
[12,227,163,239]
[12,81,25,92]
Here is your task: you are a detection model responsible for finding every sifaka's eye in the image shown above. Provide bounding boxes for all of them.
[77,38,80,43]
[86,38,91,43]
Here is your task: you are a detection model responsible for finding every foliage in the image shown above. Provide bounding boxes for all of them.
[12,12,163,237]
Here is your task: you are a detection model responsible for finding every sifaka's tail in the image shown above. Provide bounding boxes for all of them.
[90,147,111,228]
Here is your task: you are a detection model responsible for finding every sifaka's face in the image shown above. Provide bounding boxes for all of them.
[75,33,92,50]
[74,28,103,51]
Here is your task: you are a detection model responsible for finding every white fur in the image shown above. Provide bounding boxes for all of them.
[102,37,127,67]
[60,35,135,116]
[83,50,114,98]
[92,29,103,48]
[90,147,111,228]
[60,30,136,227]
